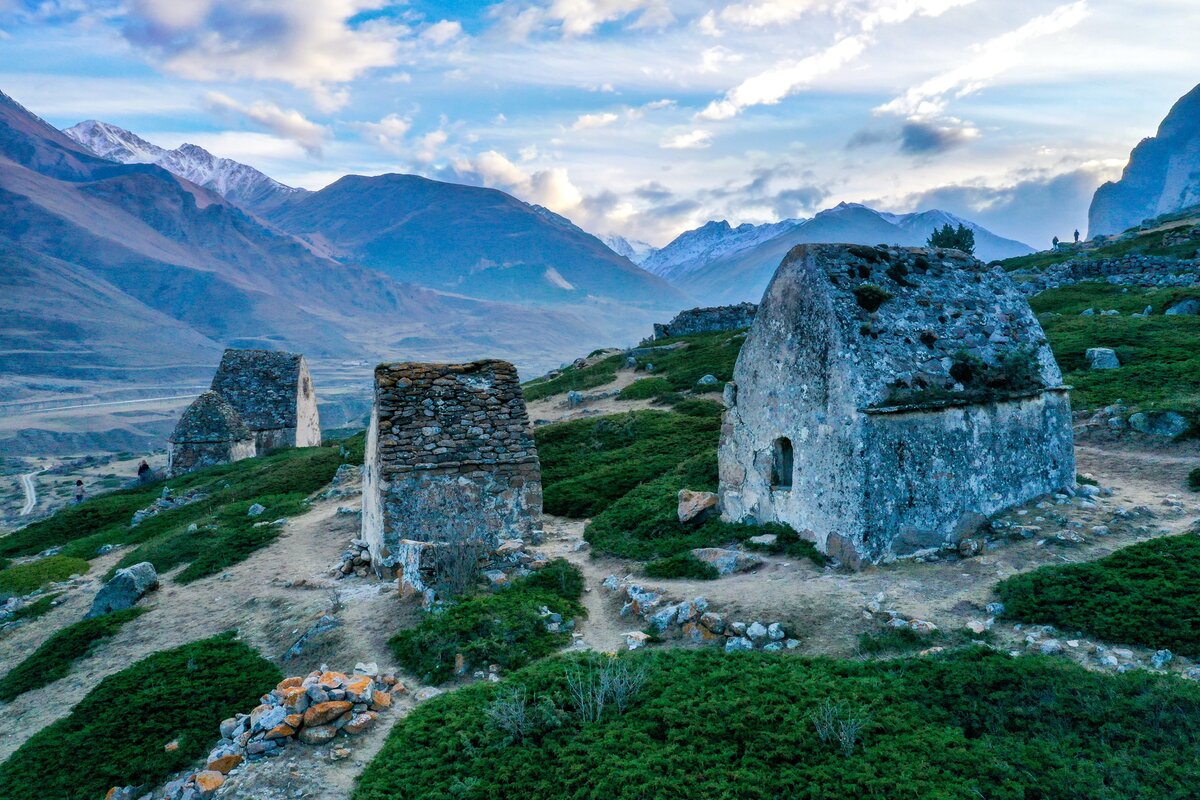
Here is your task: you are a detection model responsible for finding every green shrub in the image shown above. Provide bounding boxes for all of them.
[0,555,90,595]
[390,560,585,684]
[856,626,939,655]
[9,592,62,623]
[996,534,1200,655]
[523,355,624,402]
[644,552,719,580]
[0,608,146,702]
[0,632,279,800]
[740,524,830,566]
[852,283,893,312]
[1189,468,1200,492]
[535,409,721,518]
[354,648,1200,800]
[629,331,745,394]
[617,377,673,401]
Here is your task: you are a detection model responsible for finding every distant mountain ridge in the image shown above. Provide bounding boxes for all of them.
[1088,83,1200,237]
[646,202,1034,305]
[601,234,656,265]
[63,120,307,213]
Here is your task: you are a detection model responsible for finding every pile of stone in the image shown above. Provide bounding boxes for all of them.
[1016,255,1200,296]
[602,576,797,652]
[862,594,943,639]
[652,303,757,339]
[481,538,549,587]
[330,538,373,579]
[130,487,207,526]
[106,665,401,800]
[321,464,361,500]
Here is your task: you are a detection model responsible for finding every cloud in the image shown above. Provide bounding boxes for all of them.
[661,129,712,149]
[204,92,329,155]
[356,113,412,153]
[771,185,830,218]
[572,112,619,130]
[493,0,673,39]
[878,1,1091,118]
[121,0,406,110]
[896,165,1111,248]
[899,119,979,154]
[422,19,463,45]
[698,0,978,121]
[460,150,585,212]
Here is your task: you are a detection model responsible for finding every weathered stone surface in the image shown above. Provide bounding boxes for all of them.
[303,700,353,727]
[689,547,761,576]
[677,489,718,524]
[194,771,225,794]
[86,562,158,618]
[298,724,337,745]
[166,391,255,477]
[718,244,1075,566]
[1129,410,1190,438]
[654,303,757,339]
[206,754,243,774]
[1085,347,1120,370]
[1166,298,1200,315]
[361,360,543,590]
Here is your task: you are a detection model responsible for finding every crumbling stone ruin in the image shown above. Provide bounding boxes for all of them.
[167,349,321,476]
[718,243,1075,567]
[360,360,543,596]
[210,349,321,452]
[653,302,757,339]
[167,391,256,475]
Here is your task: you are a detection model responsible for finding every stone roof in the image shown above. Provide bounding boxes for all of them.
[169,391,252,444]
[748,243,1062,410]
[209,348,304,431]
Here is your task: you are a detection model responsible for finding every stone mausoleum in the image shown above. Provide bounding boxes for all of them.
[360,360,542,593]
[718,243,1074,567]
[167,391,256,475]
[210,349,321,452]
[167,348,321,476]
[653,302,757,339]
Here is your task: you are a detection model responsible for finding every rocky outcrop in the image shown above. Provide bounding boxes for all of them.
[86,562,158,618]
[1089,83,1200,237]
[1015,254,1199,296]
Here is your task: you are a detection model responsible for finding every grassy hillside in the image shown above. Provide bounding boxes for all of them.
[0,632,279,800]
[355,647,1200,800]
[0,435,362,587]
[994,213,1200,272]
[1032,283,1200,419]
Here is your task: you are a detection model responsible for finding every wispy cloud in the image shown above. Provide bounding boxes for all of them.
[661,129,712,149]
[572,112,619,130]
[204,92,329,155]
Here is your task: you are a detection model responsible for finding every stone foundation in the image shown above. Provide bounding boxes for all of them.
[653,303,757,339]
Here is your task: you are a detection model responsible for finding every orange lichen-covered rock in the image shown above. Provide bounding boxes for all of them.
[206,753,243,774]
[369,691,392,711]
[343,711,378,735]
[303,700,353,726]
[318,671,348,689]
[279,685,309,712]
[163,739,180,752]
[265,723,297,740]
[299,724,337,745]
[344,675,374,703]
[194,770,225,794]
[284,713,303,728]
[277,676,304,690]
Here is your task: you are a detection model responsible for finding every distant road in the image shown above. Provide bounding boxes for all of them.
[19,470,42,516]
[0,393,202,418]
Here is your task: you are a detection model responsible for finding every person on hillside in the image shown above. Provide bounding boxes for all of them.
[74,479,85,504]
[1074,229,1081,243]
[137,459,151,483]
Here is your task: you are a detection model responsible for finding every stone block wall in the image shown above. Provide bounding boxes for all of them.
[653,303,757,339]
[168,439,256,476]
[361,360,542,578]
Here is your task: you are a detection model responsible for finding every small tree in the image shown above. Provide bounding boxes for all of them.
[927,222,976,255]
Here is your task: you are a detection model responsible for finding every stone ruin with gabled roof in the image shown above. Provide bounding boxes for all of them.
[167,348,321,476]
[360,359,542,596]
[718,243,1075,567]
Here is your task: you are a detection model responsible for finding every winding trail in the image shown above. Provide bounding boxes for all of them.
[18,470,42,516]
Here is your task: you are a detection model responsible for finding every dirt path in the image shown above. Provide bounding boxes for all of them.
[0,493,412,764]
[18,470,41,515]
[524,367,659,425]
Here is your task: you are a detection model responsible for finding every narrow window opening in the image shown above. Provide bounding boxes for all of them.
[771,437,794,489]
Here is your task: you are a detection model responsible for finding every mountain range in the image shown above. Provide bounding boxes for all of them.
[641,203,1034,305]
[1089,82,1200,237]
[0,90,669,446]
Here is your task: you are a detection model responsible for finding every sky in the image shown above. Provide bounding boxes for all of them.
[0,0,1196,248]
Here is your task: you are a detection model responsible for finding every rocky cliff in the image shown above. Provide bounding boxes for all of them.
[1089,83,1200,237]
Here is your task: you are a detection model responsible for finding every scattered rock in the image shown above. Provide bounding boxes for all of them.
[688,547,761,576]
[696,374,719,386]
[1128,410,1190,438]
[86,562,158,618]
[247,503,266,517]
[677,489,719,524]
[1085,347,1120,370]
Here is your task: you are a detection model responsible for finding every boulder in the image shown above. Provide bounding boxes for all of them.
[677,489,719,524]
[724,636,754,652]
[696,374,719,386]
[193,771,225,796]
[1129,411,1190,438]
[247,503,266,517]
[1085,348,1120,370]
[689,547,762,576]
[85,562,159,618]
[746,621,769,644]
[303,700,353,726]
[298,724,337,745]
[1165,298,1200,315]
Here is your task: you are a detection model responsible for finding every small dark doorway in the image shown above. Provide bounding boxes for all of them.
[771,437,793,489]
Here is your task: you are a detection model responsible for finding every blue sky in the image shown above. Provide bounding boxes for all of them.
[1,0,1196,247]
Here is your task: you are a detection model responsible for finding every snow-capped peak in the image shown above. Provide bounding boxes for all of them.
[640,218,803,281]
[601,234,656,265]
[62,120,306,212]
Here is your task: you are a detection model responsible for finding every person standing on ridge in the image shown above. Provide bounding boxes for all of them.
[74,479,85,504]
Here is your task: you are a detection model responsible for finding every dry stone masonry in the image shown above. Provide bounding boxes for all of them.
[168,349,321,476]
[719,244,1075,567]
[361,360,543,596]
[653,302,757,339]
